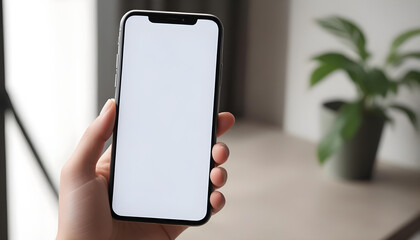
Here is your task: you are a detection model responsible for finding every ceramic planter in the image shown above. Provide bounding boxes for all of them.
[321,101,385,180]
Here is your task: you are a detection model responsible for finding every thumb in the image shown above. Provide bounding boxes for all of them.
[64,99,116,184]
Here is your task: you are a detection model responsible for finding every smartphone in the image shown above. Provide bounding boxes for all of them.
[109,10,223,225]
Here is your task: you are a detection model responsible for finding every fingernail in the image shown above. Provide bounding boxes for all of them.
[100,99,111,116]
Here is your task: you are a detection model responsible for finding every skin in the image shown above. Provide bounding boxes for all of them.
[57,99,235,240]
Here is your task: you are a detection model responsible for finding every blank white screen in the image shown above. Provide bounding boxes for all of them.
[112,15,219,221]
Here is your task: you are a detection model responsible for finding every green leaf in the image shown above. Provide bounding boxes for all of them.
[369,106,395,126]
[392,52,420,66]
[391,29,420,52]
[318,125,343,164]
[386,52,398,65]
[387,28,420,65]
[310,64,339,86]
[311,52,367,91]
[400,70,420,86]
[317,16,369,61]
[389,81,398,94]
[389,104,418,129]
[318,102,363,164]
[340,103,363,140]
[364,68,393,97]
[314,52,361,70]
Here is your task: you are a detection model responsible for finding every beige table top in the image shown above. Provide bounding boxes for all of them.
[179,121,420,240]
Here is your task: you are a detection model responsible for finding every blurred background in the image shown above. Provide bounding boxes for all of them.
[2,0,420,239]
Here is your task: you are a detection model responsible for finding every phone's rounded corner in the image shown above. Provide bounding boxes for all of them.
[185,204,212,226]
[206,14,224,32]
[110,205,125,221]
[194,210,212,226]
[119,10,140,29]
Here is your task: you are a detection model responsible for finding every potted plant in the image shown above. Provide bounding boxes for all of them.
[310,16,420,180]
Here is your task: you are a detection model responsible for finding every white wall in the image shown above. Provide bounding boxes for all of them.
[284,0,420,168]
[4,0,96,239]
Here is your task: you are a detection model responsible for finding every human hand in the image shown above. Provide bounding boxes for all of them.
[57,99,235,240]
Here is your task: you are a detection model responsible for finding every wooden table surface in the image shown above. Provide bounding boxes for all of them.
[179,121,420,240]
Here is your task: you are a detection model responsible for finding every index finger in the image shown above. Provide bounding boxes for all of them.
[217,112,235,137]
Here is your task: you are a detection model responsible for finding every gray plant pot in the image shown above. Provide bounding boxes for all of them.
[321,101,385,181]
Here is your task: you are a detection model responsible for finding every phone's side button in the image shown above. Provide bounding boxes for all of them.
[114,74,117,87]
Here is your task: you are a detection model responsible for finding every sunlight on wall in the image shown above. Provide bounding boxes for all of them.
[4,0,96,239]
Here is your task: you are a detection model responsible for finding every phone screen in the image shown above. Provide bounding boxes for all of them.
[110,12,221,224]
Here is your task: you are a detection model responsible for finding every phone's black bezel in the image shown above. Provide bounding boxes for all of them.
[108,10,223,226]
